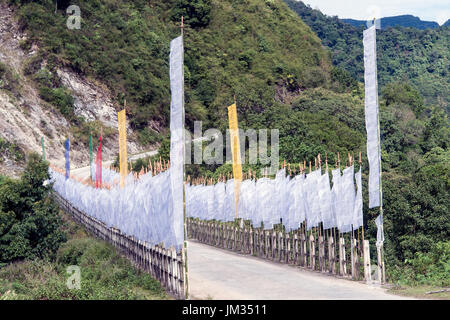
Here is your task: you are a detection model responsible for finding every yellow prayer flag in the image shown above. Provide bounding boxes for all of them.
[227,103,242,218]
[118,109,128,188]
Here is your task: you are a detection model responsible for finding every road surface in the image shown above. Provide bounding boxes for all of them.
[187,240,412,300]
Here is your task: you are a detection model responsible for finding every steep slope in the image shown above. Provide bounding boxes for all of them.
[284,0,450,109]
[7,0,335,134]
[0,2,143,176]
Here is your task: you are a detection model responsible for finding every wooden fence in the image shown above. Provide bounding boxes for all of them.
[187,218,372,282]
[53,192,185,299]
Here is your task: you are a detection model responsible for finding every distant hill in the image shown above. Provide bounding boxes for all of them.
[342,15,440,30]
[444,19,450,27]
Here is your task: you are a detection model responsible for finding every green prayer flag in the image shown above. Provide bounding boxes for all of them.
[89,135,93,180]
[41,137,45,160]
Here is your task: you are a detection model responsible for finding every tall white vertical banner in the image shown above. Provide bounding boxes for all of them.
[363,25,382,208]
[169,35,184,249]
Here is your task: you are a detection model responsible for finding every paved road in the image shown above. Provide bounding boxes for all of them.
[187,241,412,300]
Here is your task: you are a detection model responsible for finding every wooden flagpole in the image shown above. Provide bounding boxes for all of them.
[178,15,190,300]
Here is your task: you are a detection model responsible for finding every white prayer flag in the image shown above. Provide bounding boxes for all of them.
[319,171,334,230]
[363,25,382,208]
[169,35,184,249]
[353,168,364,229]
[375,214,384,246]
[305,169,321,230]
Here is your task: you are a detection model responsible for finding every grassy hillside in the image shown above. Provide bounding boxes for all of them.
[0,212,169,300]
[284,0,450,110]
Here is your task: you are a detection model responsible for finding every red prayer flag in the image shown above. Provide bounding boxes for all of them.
[96,136,102,188]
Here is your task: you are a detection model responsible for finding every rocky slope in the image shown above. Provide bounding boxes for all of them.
[0,2,143,177]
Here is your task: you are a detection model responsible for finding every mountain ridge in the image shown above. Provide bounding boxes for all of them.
[342,14,441,30]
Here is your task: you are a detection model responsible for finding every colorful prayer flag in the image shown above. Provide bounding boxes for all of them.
[118,109,128,188]
[41,136,45,161]
[89,135,95,182]
[227,102,242,218]
[64,138,70,180]
[96,135,102,188]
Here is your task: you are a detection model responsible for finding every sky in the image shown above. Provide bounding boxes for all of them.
[301,0,450,25]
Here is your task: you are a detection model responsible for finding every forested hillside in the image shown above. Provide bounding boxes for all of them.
[2,0,449,287]
[284,0,449,110]
[9,0,337,144]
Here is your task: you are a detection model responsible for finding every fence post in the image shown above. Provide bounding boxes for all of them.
[329,234,335,274]
[241,226,245,253]
[377,244,383,284]
[249,228,254,256]
[339,237,347,276]
[285,232,290,264]
[319,235,325,272]
[293,232,299,265]
[301,231,306,267]
[351,238,359,280]
[236,225,239,251]
[363,239,371,282]
[269,231,274,261]
[214,223,218,246]
[309,233,315,270]
[263,230,268,260]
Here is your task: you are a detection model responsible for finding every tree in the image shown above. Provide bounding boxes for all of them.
[422,107,449,153]
[0,153,66,263]
[172,0,212,28]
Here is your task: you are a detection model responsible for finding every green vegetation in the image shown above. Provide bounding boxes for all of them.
[0,61,21,97]
[0,138,25,164]
[172,0,212,28]
[0,212,168,300]
[38,86,74,118]
[0,153,65,264]
[0,154,167,299]
[389,241,450,286]
[388,284,450,299]
[284,0,449,109]
[23,55,77,120]
[137,128,163,147]
[10,0,337,141]
[375,148,449,285]
[70,120,116,150]
[185,83,450,287]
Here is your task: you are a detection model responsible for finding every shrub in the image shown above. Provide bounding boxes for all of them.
[172,0,212,28]
[39,87,75,118]
[0,61,21,95]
